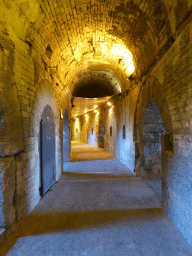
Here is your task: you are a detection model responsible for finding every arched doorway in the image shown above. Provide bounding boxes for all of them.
[40,105,55,196]
[134,76,173,204]
[136,100,167,179]
[98,121,105,148]
[63,108,70,164]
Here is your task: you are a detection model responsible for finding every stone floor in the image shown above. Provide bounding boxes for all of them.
[66,141,133,176]
[0,143,192,255]
[70,141,115,162]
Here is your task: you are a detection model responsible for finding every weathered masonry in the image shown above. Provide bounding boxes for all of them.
[0,0,192,249]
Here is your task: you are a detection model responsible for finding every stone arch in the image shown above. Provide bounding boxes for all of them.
[63,108,70,164]
[134,76,172,141]
[0,32,24,228]
[134,76,173,179]
[27,79,60,212]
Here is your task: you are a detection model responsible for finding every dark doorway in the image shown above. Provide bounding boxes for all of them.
[63,108,70,164]
[40,105,55,196]
[110,126,112,137]
[98,121,105,148]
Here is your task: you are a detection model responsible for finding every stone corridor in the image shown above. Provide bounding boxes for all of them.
[0,145,191,255]
[1,0,192,253]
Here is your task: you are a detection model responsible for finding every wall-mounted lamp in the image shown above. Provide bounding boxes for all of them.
[60,109,63,119]
[107,102,112,106]
[85,114,89,121]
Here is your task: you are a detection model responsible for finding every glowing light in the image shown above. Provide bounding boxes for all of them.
[94,110,97,113]
[101,43,107,54]
[94,105,97,109]
[60,109,63,119]
[111,44,135,75]
[97,36,135,76]
[85,114,89,121]
[107,102,112,106]
[111,45,131,59]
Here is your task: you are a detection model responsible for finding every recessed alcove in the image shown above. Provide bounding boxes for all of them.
[136,101,167,179]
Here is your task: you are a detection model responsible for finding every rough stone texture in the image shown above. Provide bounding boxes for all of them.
[72,118,81,142]
[150,21,192,247]
[0,157,16,228]
[136,101,167,178]
[63,108,70,163]
[0,0,192,250]
[0,31,24,157]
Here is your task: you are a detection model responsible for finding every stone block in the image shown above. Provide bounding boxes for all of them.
[0,156,16,227]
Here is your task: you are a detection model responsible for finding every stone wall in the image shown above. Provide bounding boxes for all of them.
[0,26,71,235]
[149,21,192,247]
[71,118,81,142]
[72,20,192,246]
[1,0,192,250]
[63,108,70,163]
[74,98,118,156]
[136,100,167,178]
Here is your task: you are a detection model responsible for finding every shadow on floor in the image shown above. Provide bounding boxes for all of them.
[0,172,191,255]
[0,208,165,255]
[1,208,192,256]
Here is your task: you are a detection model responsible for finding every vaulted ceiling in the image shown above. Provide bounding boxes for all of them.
[0,0,189,95]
